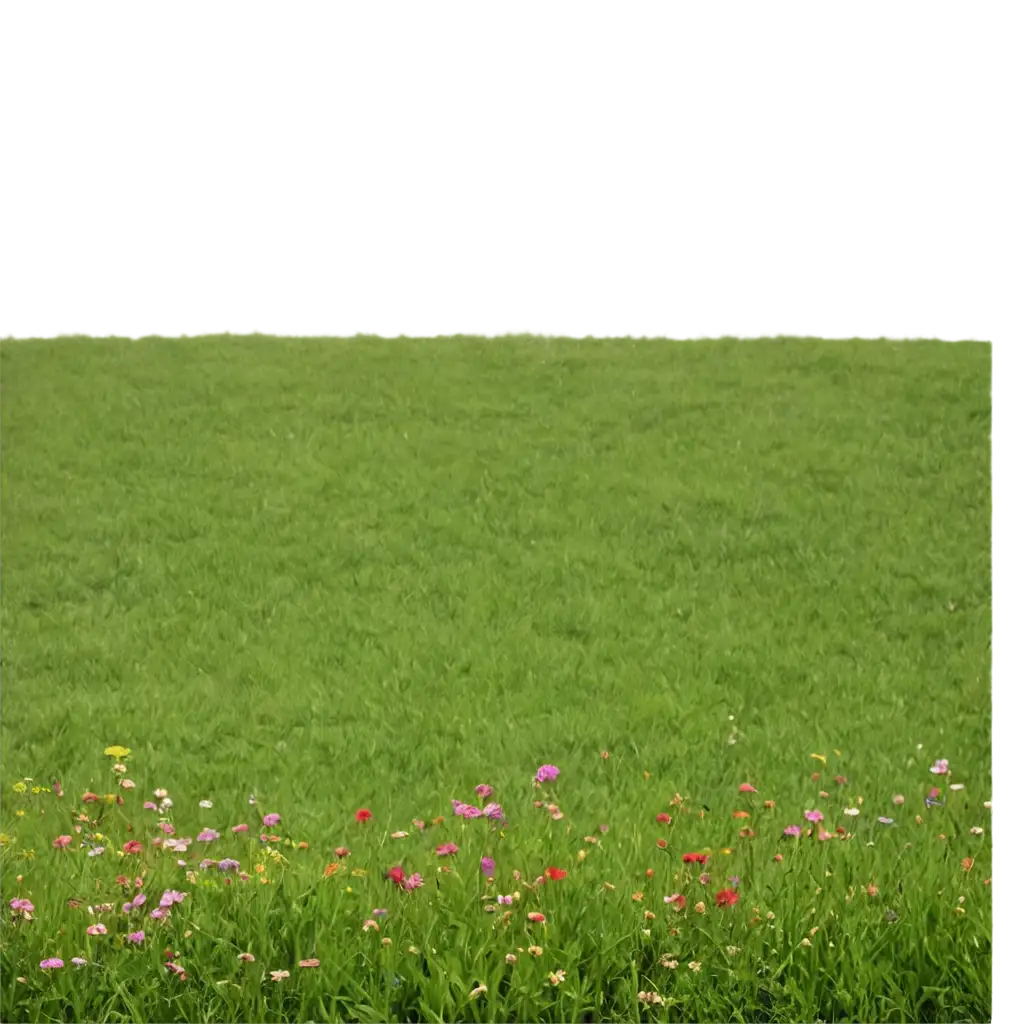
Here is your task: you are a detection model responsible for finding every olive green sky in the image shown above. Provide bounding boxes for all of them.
[0,9,1019,323]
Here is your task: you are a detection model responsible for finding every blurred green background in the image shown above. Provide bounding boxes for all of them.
[0,8,1019,325]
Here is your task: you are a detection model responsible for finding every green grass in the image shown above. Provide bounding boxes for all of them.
[0,336,991,1021]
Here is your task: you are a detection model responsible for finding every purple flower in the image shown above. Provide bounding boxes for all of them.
[159,890,186,908]
[475,784,494,799]
[150,907,169,920]
[263,813,281,827]
[783,825,802,837]
[39,958,64,970]
[127,930,145,945]
[218,858,240,872]
[480,856,496,876]
[534,764,560,784]
[9,898,34,913]
[929,759,950,775]
[197,828,220,842]
[804,809,823,823]
[372,907,388,917]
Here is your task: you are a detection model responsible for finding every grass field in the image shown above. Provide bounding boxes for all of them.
[0,337,991,1022]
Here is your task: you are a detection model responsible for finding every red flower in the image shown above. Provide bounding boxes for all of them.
[656,838,668,849]
[122,840,143,855]
[739,782,758,793]
[715,888,740,907]
[386,865,405,886]
[82,792,100,804]
[335,846,350,858]
[544,867,567,881]
[682,853,708,865]
[355,809,372,823]
[655,813,672,824]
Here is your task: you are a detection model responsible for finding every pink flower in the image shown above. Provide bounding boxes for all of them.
[127,930,145,945]
[299,958,319,968]
[150,907,169,920]
[435,842,459,856]
[480,856,496,876]
[52,834,72,848]
[783,825,802,837]
[534,764,560,784]
[143,801,158,811]
[402,873,424,890]
[40,958,64,969]
[738,783,758,793]
[527,912,546,923]
[475,783,494,799]
[498,894,513,905]
[482,802,505,820]
[232,824,249,833]
[122,840,143,854]
[263,813,281,827]
[159,890,186,908]
[929,759,950,775]
[804,809,824,823]
[157,822,175,835]
[86,923,107,936]
[197,828,220,842]
[10,898,35,914]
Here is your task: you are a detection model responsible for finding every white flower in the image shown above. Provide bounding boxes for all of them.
[949,784,964,791]
[153,789,168,799]
[843,807,859,817]
[970,826,984,835]
[199,799,213,809]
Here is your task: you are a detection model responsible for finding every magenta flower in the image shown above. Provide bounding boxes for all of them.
[534,764,560,784]
[127,930,145,945]
[483,802,505,821]
[783,825,802,837]
[804,809,824,823]
[402,873,424,890]
[263,813,281,827]
[197,828,220,842]
[232,823,249,833]
[929,759,950,775]
[10,898,34,914]
[40,958,64,970]
[475,784,494,799]
[480,856,496,876]
[150,907,169,920]
[435,842,459,856]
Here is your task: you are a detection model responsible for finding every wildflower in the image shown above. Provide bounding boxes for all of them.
[970,826,985,835]
[232,824,248,833]
[299,958,319,968]
[391,830,410,839]
[197,829,220,843]
[800,937,812,947]
[549,969,566,985]
[218,858,240,872]
[763,799,776,809]
[435,843,459,857]
[413,819,425,830]
[930,759,950,775]
[732,811,750,819]
[632,892,644,902]
[150,908,169,920]
[127,930,145,945]
[699,872,711,884]
[9,898,34,917]
[238,952,256,962]
[682,852,708,865]
[739,782,757,793]
[656,838,668,849]
[773,854,784,862]
[475,784,494,799]
[962,857,974,872]
[843,808,859,817]
[664,893,686,911]
[688,960,702,972]
[164,961,187,979]
[866,884,879,897]
[534,764,560,784]
[783,825,802,837]
[715,887,740,908]
[120,779,136,790]
[469,983,488,999]
[159,890,186,907]
[738,828,756,839]
[71,957,87,966]
[355,809,372,823]
[86,924,107,935]
[362,919,380,932]
[694,901,706,913]
[335,846,350,858]
[527,911,547,923]
[528,945,543,957]
[402,873,424,890]
[122,840,143,854]
[726,945,741,956]
[263,813,280,827]
[804,809,823,823]
[892,794,905,806]
[104,746,131,759]
[656,813,672,824]
[878,817,895,825]
[498,894,513,905]
[143,801,158,811]
[603,882,616,890]
[984,800,991,809]
[638,991,664,1005]
[659,954,679,968]
[270,969,290,982]
[40,958,64,969]
[544,866,567,881]
[926,788,945,808]
[480,856,495,876]
[599,823,609,833]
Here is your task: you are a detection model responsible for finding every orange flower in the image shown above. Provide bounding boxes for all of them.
[632,892,644,902]
[656,839,668,849]
[763,800,775,810]
[738,828,756,839]
[323,863,340,878]
[961,857,974,872]
[732,811,750,819]
[645,868,654,878]
[527,912,546,923]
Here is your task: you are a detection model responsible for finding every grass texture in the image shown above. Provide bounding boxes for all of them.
[0,336,991,1022]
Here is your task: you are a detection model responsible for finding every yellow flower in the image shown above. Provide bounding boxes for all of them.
[104,746,131,759]
[12,782,27,794]
[720,848,732,855]
[31,786,43,795]
[0,833,12,847]
[350,868,368,878]
[104,794,116,804]
[811,753,827,763]
[15,810,25,818]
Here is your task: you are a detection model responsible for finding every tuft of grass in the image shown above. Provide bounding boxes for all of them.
[1,337,991,1022]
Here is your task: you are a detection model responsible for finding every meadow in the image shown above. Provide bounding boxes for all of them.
[0,336,992,1022]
